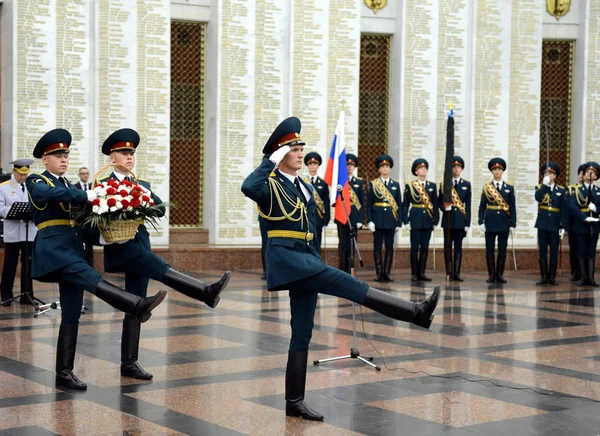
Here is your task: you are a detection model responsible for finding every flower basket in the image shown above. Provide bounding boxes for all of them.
[72,163,166,243]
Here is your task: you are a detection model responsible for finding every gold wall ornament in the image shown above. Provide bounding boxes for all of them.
[364,0,388,14]
[546,0,572,21]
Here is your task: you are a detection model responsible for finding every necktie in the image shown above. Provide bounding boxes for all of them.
[83,183,87,191]
[21,184,25,193]
[294,178,306,202]
[59,177,68,187]
[454,180,458,187]
[311,176,315,185]
[496,182,500,190]
[384,180,388,187]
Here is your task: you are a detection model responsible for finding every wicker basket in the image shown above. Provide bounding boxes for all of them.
[93,163,143,243]
[98,219,144,243]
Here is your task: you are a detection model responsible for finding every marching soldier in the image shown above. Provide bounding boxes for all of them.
[99,128,231,379]
[27,129,166,390]
[0,159,37,305]
[567,163,586,282]
[403,159,439,282]
[478,158,516,284]
[303,152,330,255]
[534,161,566,285]
[567,162,600,286]
[367,154,402,282]
[242,117,439,422]
[438,156,471,282]
[336,154,364,273]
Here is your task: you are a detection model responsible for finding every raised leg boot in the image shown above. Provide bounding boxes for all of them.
[496,253,507,284]
[163,268,231,309]
[577,257,588,287]
[94,280,166,323]
[548,257,558,286]
[588,258,598,287]
[383,250,394,282]
[536,259,548,285]
[121,315,152,380]
[410,253,419,282]
[285,350,324,421]
[374,252,383,282]
[55,323,87,390]
[362,286,440,329]
[418,252,432,281]
[453,252,464,282]
[486,255,496,283]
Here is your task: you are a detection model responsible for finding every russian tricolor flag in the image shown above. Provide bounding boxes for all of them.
[324,112,351,224]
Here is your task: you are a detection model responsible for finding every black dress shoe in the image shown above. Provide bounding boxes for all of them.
[453,274,464,282]
[121,361,153,380]
[286,400,324,421]
[1,301,11,307]
[536,278,548,286]
[56,370,87,390]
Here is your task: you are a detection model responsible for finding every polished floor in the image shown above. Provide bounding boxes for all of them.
[0,268,599,435]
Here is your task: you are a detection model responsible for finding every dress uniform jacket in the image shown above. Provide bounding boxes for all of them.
[25,172,88,280]
[534,184,566,231]
[403,181,439,229]
[305,176,330,229]
[567,183,600,234]
[438,179,471,229]
[100,173,164,272]
[478,181,517,232]
[367,178,402,229]
[0,177,37,242]
[242,159,325,291]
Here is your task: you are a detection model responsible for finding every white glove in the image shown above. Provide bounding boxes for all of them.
[479,224,486,232]
[559,229,565,239]
[464,227,469,233]
[444,205,452,211]
[590,203,597,213]
[405,222,411,231]
[395,226,401,233]
[269,146,290,165]
[367,222,376,232]
[86,190,97,201]
[585,217,600,223]
[542,175,550,186]
[356,223,363,229]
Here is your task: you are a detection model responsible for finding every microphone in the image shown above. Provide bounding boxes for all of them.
[337,184,344,201]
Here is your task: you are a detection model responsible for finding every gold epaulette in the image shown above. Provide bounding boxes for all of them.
[355,176,362,180]
[536,184,542,189]
[557,184,564,189]
[270,172,276,177]
[0,180,10,186]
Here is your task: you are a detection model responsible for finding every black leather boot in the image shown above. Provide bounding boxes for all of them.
[453,252,463,282]
[548,257,558,286]
[285,350,324,421]
[588,258,598,287]
[410,253,419,282]
[374,252,383,282]
[486,255,496,283]
[418,252,431,281]
[536,259,548,285]
[363,286,440,329]
[383,250,394,282]
[163,268,230,308]
[577,257,588,287]
[55,323,87,390]
[260,246,267,280]
[121,315,152,380]
[570,249,580,281]
[94,280,166,323]
[496,252,507,284]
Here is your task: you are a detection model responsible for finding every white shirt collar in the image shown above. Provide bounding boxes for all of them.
[279,169,298,184]
[113,172,128,182]
[453,177,461,184]
[48,171,62,179]
[380,177,390,183]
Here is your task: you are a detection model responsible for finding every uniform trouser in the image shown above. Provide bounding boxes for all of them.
[314,224,324,256]
[0,241,33,301]
[410,229,432,255]
[337,223,358,273]
[112,249,171,290]
[286,265,369,351]
[443,229,465,256]
[568,226,578,274]
[44,261,104,324]
[575,232,599,261]
[84,243,94,267]
[485,231,509,257]
[537,229,559,264]
[374,229,394,254]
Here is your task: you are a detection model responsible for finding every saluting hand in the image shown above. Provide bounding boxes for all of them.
[269,146,290,165]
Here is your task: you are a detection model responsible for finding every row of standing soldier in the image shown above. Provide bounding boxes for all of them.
[259,150,600,287]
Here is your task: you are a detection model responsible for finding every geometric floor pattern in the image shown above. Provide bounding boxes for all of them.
[0,268,599,435]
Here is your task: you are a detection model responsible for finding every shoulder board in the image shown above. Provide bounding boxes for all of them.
[355,176,363,180]
[0,180,10,186]
[536,184,541,189]
[99,177,109,183]
[556,184,565,189]
[28,173,51,185]
[269,172,276,177]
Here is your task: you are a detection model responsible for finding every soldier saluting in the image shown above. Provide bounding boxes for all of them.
[242,117,439,422]
[534,161,566,285]
[478,158,516,284]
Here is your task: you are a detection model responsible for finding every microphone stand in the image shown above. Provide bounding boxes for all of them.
[313,185,380,371]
